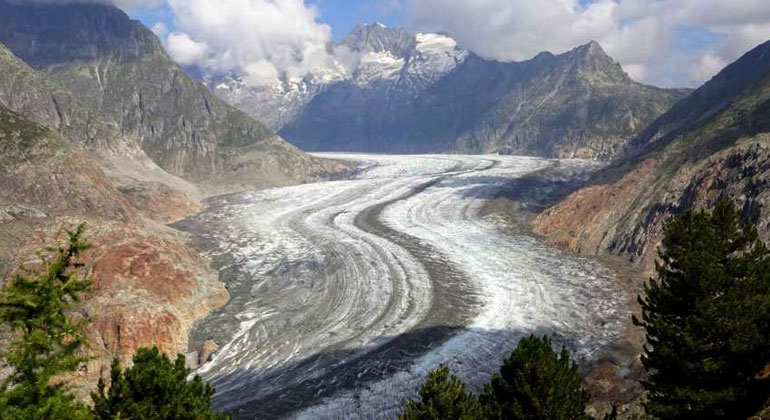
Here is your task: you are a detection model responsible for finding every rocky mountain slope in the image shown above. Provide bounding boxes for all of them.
[0,0,344,397]
[535,39,770,276]
[0,99,228,395]
[209,24,688,159]
[0,0,340,192]
[445,42,690,159]
[0,104,134,224]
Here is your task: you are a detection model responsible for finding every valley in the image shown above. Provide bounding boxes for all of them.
[1,1,769,418]
[176,154,627,420]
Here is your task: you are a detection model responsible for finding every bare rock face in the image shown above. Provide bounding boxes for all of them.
[84,226,229,365]
[536,39,770,277]
[0,105,137,224]
[0,42,122,148]
[198,340,219,366]
[8,219,229,395]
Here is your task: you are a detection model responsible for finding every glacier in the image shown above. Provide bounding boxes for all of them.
[175,154,626,420]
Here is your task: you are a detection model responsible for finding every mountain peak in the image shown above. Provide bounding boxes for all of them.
[0,0,164,67]
[573,40,610,59]
[341,23,416,57]
[563,40,630,83]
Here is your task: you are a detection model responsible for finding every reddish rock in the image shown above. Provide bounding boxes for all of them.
[536,141,770,278]
[4,219,229,397]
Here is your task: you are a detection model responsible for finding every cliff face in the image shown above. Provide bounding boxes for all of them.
[535,39,770,276]
[6,219,228,396]
[0,42,121,147]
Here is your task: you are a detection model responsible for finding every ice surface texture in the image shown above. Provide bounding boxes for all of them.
[176,154,624,420]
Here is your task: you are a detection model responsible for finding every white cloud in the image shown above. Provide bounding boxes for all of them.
[406,0,617,62]
[163,0,342,86]
[88,0,768,88]
[150,21,168,36]
[165,31,207,65]
[693,52,728,82]
[403,0,770,87]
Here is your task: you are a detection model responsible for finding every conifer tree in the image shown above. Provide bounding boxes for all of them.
[480,335,591,420]
[399,364,482,420]
[0,224,93,420]
[92,347,230,420]
[634,201,770,419]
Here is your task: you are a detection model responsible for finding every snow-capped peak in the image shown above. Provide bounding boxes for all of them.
[205,25,470,129]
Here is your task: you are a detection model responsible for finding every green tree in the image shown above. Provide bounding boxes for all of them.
[480,335,591,420]
[92,347,230,420]
[0,224,93,420]
[633,201,770,419]
[399,364,482,420]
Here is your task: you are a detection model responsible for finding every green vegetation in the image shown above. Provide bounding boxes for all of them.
[0,224,92,420]
[399,364,483,420]
[634,201,770,419]
[481,335,591,420]
[92,348,229,420]
[400,335,596,420]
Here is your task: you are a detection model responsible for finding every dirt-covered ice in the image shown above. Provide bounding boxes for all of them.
[175,154,626,420]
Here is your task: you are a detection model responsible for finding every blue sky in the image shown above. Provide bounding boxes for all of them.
[130,0,405,40]
[307,0,403,39]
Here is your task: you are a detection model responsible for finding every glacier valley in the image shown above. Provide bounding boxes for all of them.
[175,154,627,420]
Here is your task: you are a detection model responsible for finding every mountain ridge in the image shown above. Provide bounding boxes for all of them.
[0,0,342,191]
[535,38,770,276]
[204,24,689,159]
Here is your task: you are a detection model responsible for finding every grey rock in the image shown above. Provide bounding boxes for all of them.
[0,0,334,189]
[3,204,47,220]
[537,38,770,274]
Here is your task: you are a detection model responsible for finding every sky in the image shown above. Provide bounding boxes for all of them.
[117,0,770,89]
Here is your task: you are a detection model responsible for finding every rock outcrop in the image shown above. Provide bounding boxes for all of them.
[6,218,228,396]
[198,340,219,366]
[536,39,770,277]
